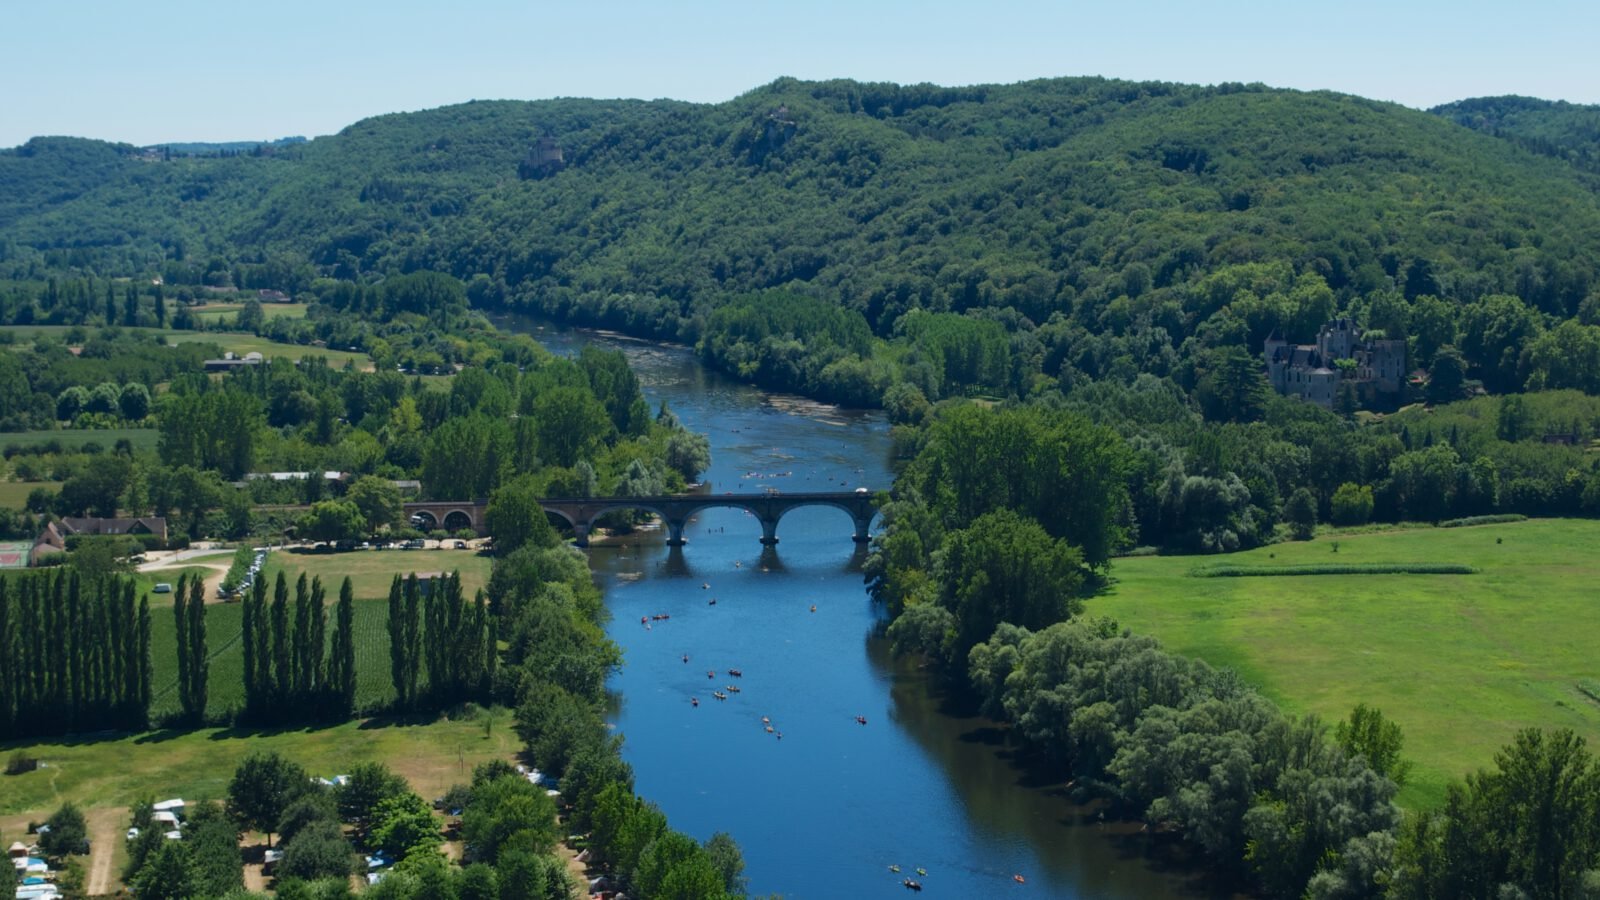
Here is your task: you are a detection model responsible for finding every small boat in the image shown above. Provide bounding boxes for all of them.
[682,654,689,663]
[640,616,648,624]
[915,868,927,876]
[765,725,774,733]
[713,691,727,701]
[707,670,716,678]
[903,879,922,892]
[726,685,741,693]
[810,604,817,613]
[708,598,717,606]
[691,698,699,707]
[761,716,771,725]
[888,864,901,873]
[856,715,868,725]
[1013,874,1026,884]
[728,669,743,677]
[702,582,710,589]
[734,561,742,568]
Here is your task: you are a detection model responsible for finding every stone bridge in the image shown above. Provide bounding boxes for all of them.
[406,491,881,547]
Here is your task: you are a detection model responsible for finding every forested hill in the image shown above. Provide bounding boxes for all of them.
[6,76,1600,342]
[1431,95,1600,177]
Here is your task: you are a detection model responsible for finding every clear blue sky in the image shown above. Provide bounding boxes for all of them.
[5,0,1597,148]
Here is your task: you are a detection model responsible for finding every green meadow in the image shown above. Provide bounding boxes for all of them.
[1096,518,1600,808]
[0,324,369,368]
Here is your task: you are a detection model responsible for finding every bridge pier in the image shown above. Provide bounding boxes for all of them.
[665,519,687,547]
[573,523,590,549]
[852,514,872,544]
[759,517,779,546]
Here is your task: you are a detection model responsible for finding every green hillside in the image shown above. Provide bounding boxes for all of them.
[1432,94,1600,177]
[5,77,1600,332]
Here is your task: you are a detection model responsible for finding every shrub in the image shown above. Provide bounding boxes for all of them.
[5,752,39,775]
[1438,513,1527,528]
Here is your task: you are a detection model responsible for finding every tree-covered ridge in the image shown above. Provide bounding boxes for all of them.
[1432,95,1600,178]
[5,77,1600,330]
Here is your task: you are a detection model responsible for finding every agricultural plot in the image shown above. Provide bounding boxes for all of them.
[0,427,160,454]
[146,595,398,721]
[0,480,56,509]
[1096,518,1600,808]
[261,547,493,602]
[189,302,310,323]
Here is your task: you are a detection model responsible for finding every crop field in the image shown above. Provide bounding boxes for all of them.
[1096,518,1600,808]
[0,479,57,509]
[262,547,493,602]
[0,427,161,455]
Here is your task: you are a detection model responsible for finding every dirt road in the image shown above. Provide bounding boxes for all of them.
[85,805,127,897]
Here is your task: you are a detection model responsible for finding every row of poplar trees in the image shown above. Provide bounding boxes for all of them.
[0,571,152,738]
[239,571,357,723]
[387,571,496,710]
[171,574,208,724]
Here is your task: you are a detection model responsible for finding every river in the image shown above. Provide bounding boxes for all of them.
[507,317,1226,899]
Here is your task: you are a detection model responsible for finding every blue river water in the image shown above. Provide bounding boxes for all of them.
[510,320,1224,899]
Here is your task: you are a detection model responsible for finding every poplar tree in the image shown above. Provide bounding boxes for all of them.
[386,574,406,708]
[153,284,166,327]
[136,593,152,717]
[186,574,207,723]
[271,572,290,704]
[307,576,326,697]
[174,574,193,720]
[330,577,356,716]
[292,573,312,697]
[241,576,257,712]
[250,577,270,710]
[123,283,139,327]
[403,575,423,708]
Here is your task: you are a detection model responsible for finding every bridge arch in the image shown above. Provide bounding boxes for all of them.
[443,510,475,532]
[410,510,438,531]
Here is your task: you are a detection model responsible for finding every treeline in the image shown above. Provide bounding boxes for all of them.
[385,572,495,712]
[923,617,1401,896]
[0,569,151,738]
[238,572,358,724]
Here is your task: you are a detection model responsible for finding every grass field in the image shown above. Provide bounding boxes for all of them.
[190,302,310,323]
[0,427,161,454]
[262,547,494,602]
[1096,518,1600,808]
[0,479,57,509]
[0,325,369,368]
[0,710,521,828]
[145,596,398,720]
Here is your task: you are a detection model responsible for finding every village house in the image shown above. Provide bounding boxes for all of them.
[1263,318,1406,408]
[58,516,169,542]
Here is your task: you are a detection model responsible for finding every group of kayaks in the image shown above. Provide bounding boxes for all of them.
[888,864,1026,890]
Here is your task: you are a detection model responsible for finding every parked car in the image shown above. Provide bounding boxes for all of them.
[153,583,173,594]
[453,540,468,550]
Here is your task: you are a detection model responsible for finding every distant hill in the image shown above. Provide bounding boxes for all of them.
[145,136,309,157]
[4,76,1600,341]
[1431,95,1600,177]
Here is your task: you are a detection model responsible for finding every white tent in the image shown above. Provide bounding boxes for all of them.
[151,811,180,827]
[152,799,185,813]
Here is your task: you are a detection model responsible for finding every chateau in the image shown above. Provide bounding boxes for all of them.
[1263,319,1405,407]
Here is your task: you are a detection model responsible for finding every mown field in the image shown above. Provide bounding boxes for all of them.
[262,547,493,602]
[1096,518,1600,808]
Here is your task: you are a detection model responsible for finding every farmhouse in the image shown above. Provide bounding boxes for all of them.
[59,516,168,542]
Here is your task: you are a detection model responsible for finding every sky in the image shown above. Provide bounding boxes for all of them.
[4,0,1598,148]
